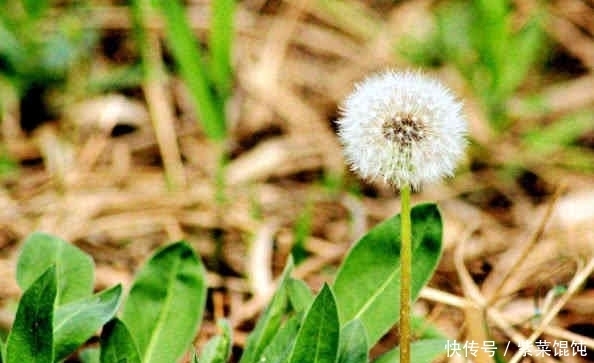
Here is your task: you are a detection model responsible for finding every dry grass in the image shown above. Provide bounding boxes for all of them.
[1,0,593,361]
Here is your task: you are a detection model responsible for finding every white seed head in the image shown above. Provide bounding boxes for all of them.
[337,70,467,189]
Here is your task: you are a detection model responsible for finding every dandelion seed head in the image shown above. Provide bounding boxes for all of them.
[337,70,467,189]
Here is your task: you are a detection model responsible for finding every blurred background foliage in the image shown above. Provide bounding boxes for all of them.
[0,0,591,180]
[0,0,96,129]
[400,0,547,129]
[0,0,593,361]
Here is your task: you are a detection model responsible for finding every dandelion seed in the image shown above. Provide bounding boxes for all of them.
[337,70,467,189]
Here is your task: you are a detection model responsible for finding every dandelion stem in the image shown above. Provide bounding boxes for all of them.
[400,183,412,363]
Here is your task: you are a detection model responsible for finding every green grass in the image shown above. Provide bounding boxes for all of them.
[399,0,547,130]
[151,0,234,141]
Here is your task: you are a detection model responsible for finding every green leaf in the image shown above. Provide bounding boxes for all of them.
[121,242,207,363]
[333,203,443,345]
[287,284,340,363]
[79,348,100,363]
[287,278,314,313]
[258,313,302,363]
[337,319,368,363]
[53,285,123,361]
[17,232,94,305]
[6,266,56,363]
[373,339,447,363]
[239,257,294,363]
[100,318,141,363]
[198,319,232,363]
[396,34,443,68]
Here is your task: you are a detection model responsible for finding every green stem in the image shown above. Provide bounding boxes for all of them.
[399,184,412,363]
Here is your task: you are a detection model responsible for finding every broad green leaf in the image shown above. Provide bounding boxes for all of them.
[6,266,56,363]
[287,284,340,363]
[239,257,294,363]
[258,314,302,363]
[373,339,447,363]
[333,203,442,345]
[198,319,232,363]
[54,285,122,361]
[100,318,141,363]
[121,242,207,363]
[287,278,314,313]
[337,320,368,363]
[79,348,100,363]
[17,232,94,305]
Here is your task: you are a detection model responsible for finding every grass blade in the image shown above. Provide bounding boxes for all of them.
[154,0,226,140]
[130,0,187,190]
[209,0,235,99]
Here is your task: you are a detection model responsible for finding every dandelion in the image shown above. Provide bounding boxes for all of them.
[337,70,467,190]
[336,70,467,363]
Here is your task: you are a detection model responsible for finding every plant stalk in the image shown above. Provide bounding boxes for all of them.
[400,183,412,363]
